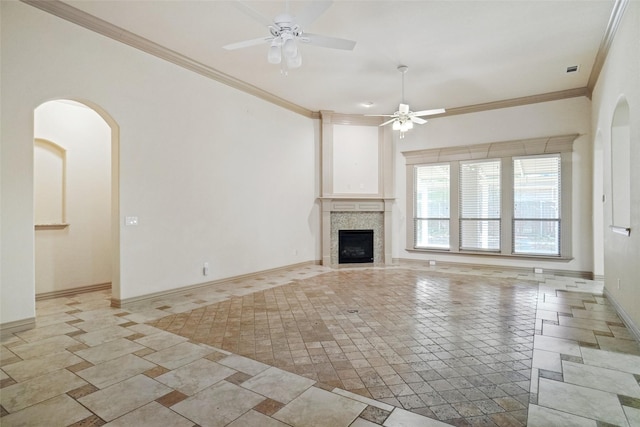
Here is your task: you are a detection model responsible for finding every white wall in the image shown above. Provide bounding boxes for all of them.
[593,130,605,277]
[591,1,640,330]
[392,97,594,273]
[332,125,379,194]
[34,101,112,295]
[1,2,319,325]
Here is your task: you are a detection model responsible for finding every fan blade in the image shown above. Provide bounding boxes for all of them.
[233,1,274,27]
[365,114,395,117]
[412,108,446,117]
[302,33,356,50]
[411,116,428,125]
[380,118,397,127]
[296,1,332,27]
[223,37,273,50]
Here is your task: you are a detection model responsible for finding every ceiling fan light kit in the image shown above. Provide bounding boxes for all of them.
[268,41,281,64]
[369,65,445,139]
[267,36,302,68]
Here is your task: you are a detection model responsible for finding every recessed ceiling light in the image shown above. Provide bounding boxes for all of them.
[566,65,579,73]
[361,102,374,108]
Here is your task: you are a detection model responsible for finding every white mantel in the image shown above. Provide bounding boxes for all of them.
[319,111,395,266]
[320,197,394,266]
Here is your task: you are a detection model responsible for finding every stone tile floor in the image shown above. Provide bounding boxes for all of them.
[150,269,537,425]
[1,262,639,426]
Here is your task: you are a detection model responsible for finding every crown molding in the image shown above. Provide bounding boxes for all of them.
[21,0,316,119]
[22,0,612,122]
[432,87,591,118]
[327,88,590,120]
[587,0,629,93]
[321,112,384,126]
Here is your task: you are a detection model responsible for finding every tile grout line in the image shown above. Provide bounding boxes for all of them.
[2,265,639,426]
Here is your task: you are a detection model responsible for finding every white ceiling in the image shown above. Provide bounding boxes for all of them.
[58,0,614,116]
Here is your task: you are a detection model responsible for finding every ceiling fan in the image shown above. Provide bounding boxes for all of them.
[223,1,356,73]
[369,65,445,138]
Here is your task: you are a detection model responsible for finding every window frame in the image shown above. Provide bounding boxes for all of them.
[413,162,451,250]
[512,153,562,256]
[459,158,502,252]
[403,135,575,260]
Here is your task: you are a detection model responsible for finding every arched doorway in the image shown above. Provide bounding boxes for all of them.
[33,99,120,303]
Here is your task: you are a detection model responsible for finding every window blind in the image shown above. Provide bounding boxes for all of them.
[414,164,450,249]
[513,155,561,255]
[459,159,501,251]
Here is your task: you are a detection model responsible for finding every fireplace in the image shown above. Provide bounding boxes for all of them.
[321,198,392,265]
[339,229,374,264]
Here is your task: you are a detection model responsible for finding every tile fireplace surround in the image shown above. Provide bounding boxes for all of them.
[321,198,394,266]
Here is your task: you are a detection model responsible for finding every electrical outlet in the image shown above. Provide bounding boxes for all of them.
[203,262,209,276]
[534,268,543,274]
[429,260,436,266]
[617,278,621,290]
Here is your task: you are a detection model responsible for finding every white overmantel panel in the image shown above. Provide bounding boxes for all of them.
[320,111,394,198]
[319,111,395,266]
[332,124,379,194]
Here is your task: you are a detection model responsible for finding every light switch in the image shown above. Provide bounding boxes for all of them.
[125,216,138,226]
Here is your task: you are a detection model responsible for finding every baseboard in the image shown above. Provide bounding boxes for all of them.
[392,257,595,280]
[112,260,321,308]
[0,317,36,336]
[604,288,640,342]
[36,282,112,301]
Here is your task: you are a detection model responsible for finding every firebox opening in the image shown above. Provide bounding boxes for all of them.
[339,229,374,264]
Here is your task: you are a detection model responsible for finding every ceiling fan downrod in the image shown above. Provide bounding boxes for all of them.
[398,65,408,104]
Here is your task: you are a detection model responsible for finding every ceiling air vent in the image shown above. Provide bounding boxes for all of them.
[566,65,579,73]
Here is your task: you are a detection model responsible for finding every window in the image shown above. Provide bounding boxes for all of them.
[414,164,450,249]
[513,155,561,255]
[403,135,576,259]
[459,159,501,251]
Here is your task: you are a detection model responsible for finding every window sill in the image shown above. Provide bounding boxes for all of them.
[35,223,69,230]
[406,248,573,262]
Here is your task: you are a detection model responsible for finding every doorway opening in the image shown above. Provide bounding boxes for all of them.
[33,99,120,303]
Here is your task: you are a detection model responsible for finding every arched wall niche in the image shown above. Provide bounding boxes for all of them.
[34,138,67,228]
[610,96,631,235]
